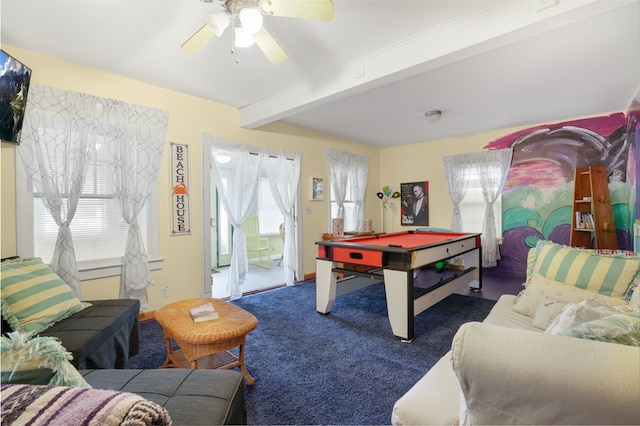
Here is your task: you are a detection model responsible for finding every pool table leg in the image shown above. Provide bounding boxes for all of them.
[316,259,337,314]
[383,269,414,342]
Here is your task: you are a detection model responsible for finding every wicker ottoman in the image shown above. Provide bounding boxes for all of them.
[81,368,246,425]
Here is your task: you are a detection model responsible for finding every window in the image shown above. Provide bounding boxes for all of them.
[330,191,356,232]
[459,166,503,237]
[325,148,368,233]
[16,140,160,279]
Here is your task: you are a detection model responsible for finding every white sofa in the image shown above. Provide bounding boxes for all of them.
[392,242,640,425]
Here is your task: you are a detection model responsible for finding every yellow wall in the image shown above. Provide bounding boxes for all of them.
[0,45,380,311]
[1,143,17,257]
[379,129,525,233]
[1,45,623,312]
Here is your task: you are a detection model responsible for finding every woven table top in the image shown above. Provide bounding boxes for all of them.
[154,298,258,345]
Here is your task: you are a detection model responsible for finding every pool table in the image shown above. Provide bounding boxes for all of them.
[315,230,482,341]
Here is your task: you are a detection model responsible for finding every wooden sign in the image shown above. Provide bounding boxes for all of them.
[171,143,191,235]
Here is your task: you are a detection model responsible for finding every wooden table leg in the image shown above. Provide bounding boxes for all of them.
[160,337,174,368]
[237,343,255,385]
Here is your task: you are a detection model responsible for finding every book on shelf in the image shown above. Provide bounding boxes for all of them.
[189,302,219,322]
[575,211,595,229]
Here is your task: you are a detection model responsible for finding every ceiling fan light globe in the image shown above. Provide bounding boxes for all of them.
[239,7,263,34]
[206,11,230,37]
[234,26,256,47]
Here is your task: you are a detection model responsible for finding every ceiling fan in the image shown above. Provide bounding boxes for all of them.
[182,0,334,64]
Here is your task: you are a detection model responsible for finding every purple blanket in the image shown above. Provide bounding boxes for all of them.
[1,384,171,425]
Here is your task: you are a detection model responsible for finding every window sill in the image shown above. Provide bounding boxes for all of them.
[78,257,163,281]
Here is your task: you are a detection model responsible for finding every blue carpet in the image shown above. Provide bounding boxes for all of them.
[127,280,496,425]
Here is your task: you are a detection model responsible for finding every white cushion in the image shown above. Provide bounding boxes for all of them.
[532,298,567,330]
[452,322,640,425]
[513,273,627,318]
[483,294,539,332]
[391,352,460,426]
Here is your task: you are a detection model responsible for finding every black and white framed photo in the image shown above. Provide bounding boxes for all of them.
[400,181,429,226]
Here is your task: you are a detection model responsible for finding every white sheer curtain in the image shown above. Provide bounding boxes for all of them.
[325,147,369,230]
[325,147,350,220]
[476,148,513,267]
[349,154,368,231]
[443,153,474,232]
[17,85,99,298]
[264,152,301,286]
[103,101,168,309]
[207,137,263,300]
[443,149,513,267]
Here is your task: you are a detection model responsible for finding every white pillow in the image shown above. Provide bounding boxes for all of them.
[532,298,567,330]
[513,273,627,318]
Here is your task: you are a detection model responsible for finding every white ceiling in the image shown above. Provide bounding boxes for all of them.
[1,0,639,148]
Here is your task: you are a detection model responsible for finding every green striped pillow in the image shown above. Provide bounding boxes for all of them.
[531,241,640,299]
[1,258,91,335]
[1,332,91,388]
[525,247,538,282]
[562,311,640,346]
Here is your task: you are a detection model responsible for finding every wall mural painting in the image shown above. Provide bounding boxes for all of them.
[485,105,638,277]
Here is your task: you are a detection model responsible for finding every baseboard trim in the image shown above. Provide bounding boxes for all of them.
[139,311,155,322]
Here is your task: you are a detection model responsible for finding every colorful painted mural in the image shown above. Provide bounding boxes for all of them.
[485,105,638,277]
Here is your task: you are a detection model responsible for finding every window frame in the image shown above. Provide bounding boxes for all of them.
[14,150,162,281]
[329,199,357,232]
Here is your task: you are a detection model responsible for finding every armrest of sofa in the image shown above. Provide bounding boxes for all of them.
[391,352,461,426]
[452,322,640,425]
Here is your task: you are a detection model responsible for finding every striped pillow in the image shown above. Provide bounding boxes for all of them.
[628,279,640,305]
[1,258,91,334]
[562,311,640,346]
[1,331,91,388]
[531,241,640,299]
[525,247,538,282]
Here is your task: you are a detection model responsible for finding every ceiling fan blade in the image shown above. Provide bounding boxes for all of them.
[181,24,216,52]
[264,0,334,20]
[253,27,288,64]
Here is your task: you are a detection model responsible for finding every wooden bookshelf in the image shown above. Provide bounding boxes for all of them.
[570,166,618,249]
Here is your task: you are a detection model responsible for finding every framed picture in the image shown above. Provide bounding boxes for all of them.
[311,177,324,201]
[0,50,32,145]
[400,181,429,226]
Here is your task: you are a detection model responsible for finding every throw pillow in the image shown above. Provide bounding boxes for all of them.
[544,299,635,335]
[530,240,640,299]
[513,273,627,318]
[560,311,640,346]
[1,258,91,334]
[1,331,91,388]
[525,246,538,283]
[626,278,639,305]
[532,298,567,330]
